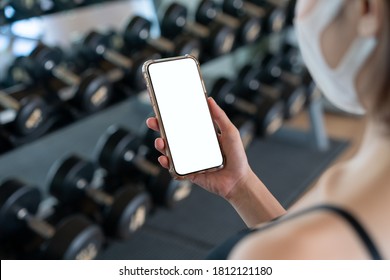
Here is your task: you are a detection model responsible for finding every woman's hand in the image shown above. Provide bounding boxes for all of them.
[146,97,251,199]
[146,97,285,226]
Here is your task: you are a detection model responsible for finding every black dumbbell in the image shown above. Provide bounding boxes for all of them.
[211,77,284,136]
[195,0,262,46]
[0,85,49,137]
[101,29,164,92]
[161,3,236,59]
[0,178,104,259]
[95,126,192,208]
[258,52,308,118]
[20,43,113,113]
[47,154,152,239]
[79,30,158,91]
[5,57,35,87]
[124,15,201,59]
[222,0,286,34]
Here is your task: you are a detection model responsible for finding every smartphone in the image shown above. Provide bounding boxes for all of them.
[143,55,224,178]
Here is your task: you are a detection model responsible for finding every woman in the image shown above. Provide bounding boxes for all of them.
[146,0,389,259]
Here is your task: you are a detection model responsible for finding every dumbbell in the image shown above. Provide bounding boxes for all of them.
[160,3,236,59]
[211,77,284,136]
[79,30,158,91]
[47,154,151,239]
[5,57,34,87]
[124,15,201,60]
[0,178,104,259]
[258,52,308,118]
[95,126,192,209]
[0,84,49,137]
[94,29,162,96]
[195,0,262,46]
[20,43,112,113]
[222,0,286,34]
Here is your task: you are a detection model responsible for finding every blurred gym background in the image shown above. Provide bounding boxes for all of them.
[0,0,365,260]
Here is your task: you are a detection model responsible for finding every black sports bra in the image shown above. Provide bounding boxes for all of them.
[206,205,383,260]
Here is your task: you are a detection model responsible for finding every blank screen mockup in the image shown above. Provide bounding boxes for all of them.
[147,57,223,176]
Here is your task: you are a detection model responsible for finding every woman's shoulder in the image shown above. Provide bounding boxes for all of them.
[228,206,370,259]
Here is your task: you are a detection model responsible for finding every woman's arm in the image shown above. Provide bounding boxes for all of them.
[225,169,286,227]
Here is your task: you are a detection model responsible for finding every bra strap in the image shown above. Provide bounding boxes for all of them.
[312,205,383,260]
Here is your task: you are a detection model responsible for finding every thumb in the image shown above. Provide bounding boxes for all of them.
[208,97,234,133]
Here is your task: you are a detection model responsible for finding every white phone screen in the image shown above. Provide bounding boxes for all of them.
[146,57,224,176]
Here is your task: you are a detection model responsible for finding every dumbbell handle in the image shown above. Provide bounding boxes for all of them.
[16,208,55,239]
[51,65,81,86]
[215,9,240,29]
[97,46,134,70]
[280,70,302,86]
[85,188,114,206]
[186,22,234,55]
[75,178,115,206]
[92,45,135,83]
[52,72,80,101]
[242,1,267,17]
[135,155,161,177]
[184,21,208,38]
[0,92,21,111]
[225,93,258,115]
[148,37,175,54]
[246,76,283,97]
[122,148,161,177]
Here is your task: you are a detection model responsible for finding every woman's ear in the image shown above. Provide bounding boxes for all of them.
[357,0,382,37]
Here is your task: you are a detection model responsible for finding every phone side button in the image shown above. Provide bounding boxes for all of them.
[152,105,158,116]
[148,94,155,106]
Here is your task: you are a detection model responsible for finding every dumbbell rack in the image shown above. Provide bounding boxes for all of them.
[0,53,330,204]
[0,0,332,259]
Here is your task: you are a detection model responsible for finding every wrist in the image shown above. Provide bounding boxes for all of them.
[224,168,257,203]
[224,169,286,227]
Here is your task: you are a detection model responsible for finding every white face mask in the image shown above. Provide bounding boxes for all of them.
[294,0,377,115]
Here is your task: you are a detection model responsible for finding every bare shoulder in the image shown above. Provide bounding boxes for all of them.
[229,209,369,260]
